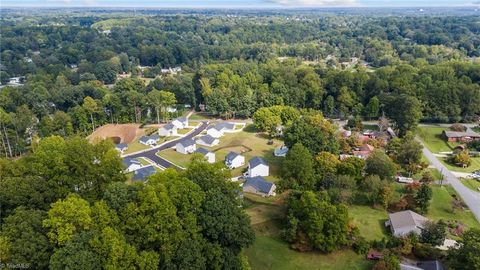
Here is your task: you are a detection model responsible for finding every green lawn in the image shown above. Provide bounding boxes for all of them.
[440,156,480,173]
[177,128,193,135]
[349,205,389,241]
[246,237,373,270]
[460,178,480,192]
[157,148,191,168]
[418,126,460,153]
[123,140,150,154]
[427,185,479,229]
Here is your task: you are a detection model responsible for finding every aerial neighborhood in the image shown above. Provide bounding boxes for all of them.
[1,6,480,270]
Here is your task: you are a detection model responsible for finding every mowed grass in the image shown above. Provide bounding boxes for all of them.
[440,156,480,173]
[349,205,389,241]
[157,148,192,168]
[460,178,480,192]
[427,185,479,229]
[177,128,193,135]
[418,126,459,153]
[246,237,373,270]
[123,140,150,154]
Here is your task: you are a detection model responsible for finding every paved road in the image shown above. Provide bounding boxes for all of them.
[125,121,209,169]
[418,138,480,222]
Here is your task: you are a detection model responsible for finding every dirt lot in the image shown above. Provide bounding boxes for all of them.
[87,124,145,144]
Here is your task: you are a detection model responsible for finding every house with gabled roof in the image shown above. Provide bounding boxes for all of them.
[172,117,189,129]
[158,123,178,137]
[123,157,142,173]
[225,151,245,169]
[247,157,269,177]
[139,134,160,146]
[215,122,236,132]
[385,210,429,237]
[353,144,375,159]
[196,134,219,147]
[195,147,216,163]
[176,138,196,154]
[243,176,276,197]
[132,165,157,182]
[274,145,289,157]
[206,126,224,138]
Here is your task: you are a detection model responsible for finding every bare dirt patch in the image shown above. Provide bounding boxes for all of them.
[87,124,145,144]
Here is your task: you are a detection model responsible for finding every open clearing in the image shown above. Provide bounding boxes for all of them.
[88,123,144,144]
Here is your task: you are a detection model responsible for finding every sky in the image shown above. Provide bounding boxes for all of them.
[1,0,478,8]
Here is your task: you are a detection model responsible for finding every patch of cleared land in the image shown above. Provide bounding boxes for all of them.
[349,205,388,241]
[157,148,191,168]
[88,123,144,144]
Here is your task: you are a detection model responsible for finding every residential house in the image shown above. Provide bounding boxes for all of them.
[443,129,480,142]
[243,176,276,197]
[385,210,429,237]
[123,158,142,173]
[225,151,245,169]
[176,139,196,154]
[247,157,269,177]
[274,145,289,157]
[353,144,375,159]
[115,143,128,153]
[158,123,178,137]
[132,165,157,182]
[196,134,219,147]
[139,134,160,146]
[206,126,224,138]
[216,122,236,132]
[172,117,189,129]
[195,147,216,163]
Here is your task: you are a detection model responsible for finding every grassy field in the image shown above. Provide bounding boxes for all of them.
[246,237,373,270]
[460,178,480,192]
[440,156,480,173]
[427,185,479,229]
[177,128,193,135]
[349,205,389,241]
[123,140,150,154]
[157,148,191,168]
[418,126,459,153]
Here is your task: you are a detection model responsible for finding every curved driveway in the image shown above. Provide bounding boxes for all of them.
[124,121,209,169]
[418,138,480,222]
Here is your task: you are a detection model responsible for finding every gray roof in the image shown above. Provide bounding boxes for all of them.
[244,176,274,194]
[123,157,140,167]
[150,134,160,141]
[225,151,241,162]
[178,138,195,148]
[195,147,211,155]
[274,146,289,156]
[162,123,176,130]
[249,156,268,168]
[139,136,150,143]
[216,122,235,130]
[389,210,428,231]
[140,134,160,143]
[443,129,480,138]
[208,125,223,132]
[132,166,157,181]
[116,143,128,150]
[176,117,188,124]
[198,134,217,145]
[417,261,445,270]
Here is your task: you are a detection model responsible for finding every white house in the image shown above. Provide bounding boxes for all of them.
[196,134,219,147]
[247,157,269,177]
[139,134,160,146]
[225,151,245,169]
[215,122,236,132]
[123,158,142,173]
[158,123,178,137]
[385,210,429,237]
[115,143,128,153]
[132,165,157,182]
[274,146,289,157]
[243,176,276,197]
[172,117,189,129]
[176,139,196,154]
[206,126,224,138]
[195,147,216,163]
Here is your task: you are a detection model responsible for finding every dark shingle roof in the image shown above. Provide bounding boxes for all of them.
[116,143,128,150]
[225,151,240,162]
[198,134,217,145]
[244,176,274,194]
[140,134,160,143]
[178,138,195,147]
[132,166,157,181]
[139,136,150,143]
[216,122,235,130]
[123,157,140,167]
[162,123,176,130]
[176,117,188,123]
[249,156,268,168]
[195,147,210,155]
